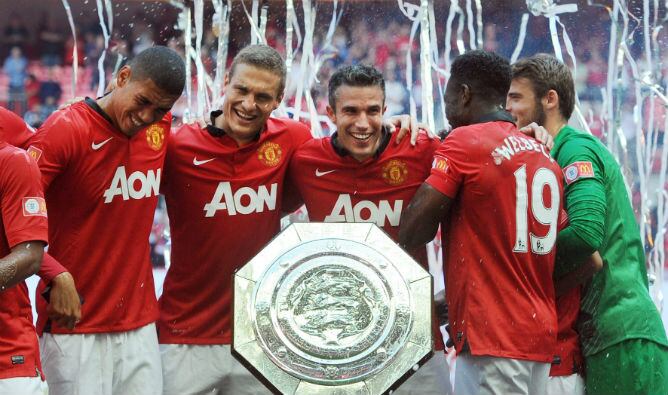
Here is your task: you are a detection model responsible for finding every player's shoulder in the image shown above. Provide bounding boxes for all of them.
[39,101,88,135]
[266,117,312,143]
[0,141,36,171]
[292,135,331,162]
[559,129,601,153]
[0,106,26,129]
[171,122,201,141]
[555,127,606,165]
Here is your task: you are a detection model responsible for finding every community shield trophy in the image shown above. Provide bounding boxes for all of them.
[233,223,433,395]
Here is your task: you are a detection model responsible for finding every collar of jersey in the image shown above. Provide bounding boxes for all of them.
[476,109,515,124]
[84,96,116,128]
[330,125,392,160]
[206,110,262,145]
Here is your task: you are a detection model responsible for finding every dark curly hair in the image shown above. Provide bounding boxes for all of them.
[328,64,385,109]
[450,50,511,105]
[511,54,575,120]
[129,46,185,96]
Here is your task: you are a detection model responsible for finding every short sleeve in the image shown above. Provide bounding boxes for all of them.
[425,128,478,199]
[29,110,81,189]
[0,148,48,248]
[0,106,35,149]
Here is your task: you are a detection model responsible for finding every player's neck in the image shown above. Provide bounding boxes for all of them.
[214,116,258,147]
[94,94,123,134]
[544,115,567,139]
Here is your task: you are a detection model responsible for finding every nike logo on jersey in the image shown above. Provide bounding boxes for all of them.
[315,169,337,177]
[91,137,113,150]
[193,157,216,166]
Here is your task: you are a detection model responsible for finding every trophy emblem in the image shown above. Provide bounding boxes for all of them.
[234,223,433,394]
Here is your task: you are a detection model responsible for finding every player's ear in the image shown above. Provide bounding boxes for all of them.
[544,89,559,112]
[326,105,336,123]
[116,65,131,88]
[460,84,471,105]
[222,72,230,94]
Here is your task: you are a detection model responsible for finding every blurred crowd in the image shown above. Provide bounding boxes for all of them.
[1,3,667,267]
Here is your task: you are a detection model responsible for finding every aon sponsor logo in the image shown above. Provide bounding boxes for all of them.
[204,182,277,217]
[103,166,160,203]
[324,194,402,227]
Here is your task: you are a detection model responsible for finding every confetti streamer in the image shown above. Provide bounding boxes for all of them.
[419,0,435,133]
[193,0,207,118]
[95,0,111,97]
[465,0,476,49]
[211,0,231,108]
[241,0,267,45]
[60,0,78,98]
[510,13,530,63]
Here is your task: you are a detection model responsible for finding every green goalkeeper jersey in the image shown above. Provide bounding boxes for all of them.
[552,125,667,356]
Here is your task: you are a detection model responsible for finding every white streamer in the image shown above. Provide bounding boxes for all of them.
[95,0,111,97]
[465,0,476,49]
[511,13,530,63]
[211,0,231,108]
[419,0,435,133]
[194,0,207,118]
[241,0,267,45]
[61,0,78,98]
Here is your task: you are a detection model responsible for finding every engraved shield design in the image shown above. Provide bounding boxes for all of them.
[234,223,433,395]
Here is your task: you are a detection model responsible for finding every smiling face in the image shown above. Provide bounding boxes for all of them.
[109,66,180,137]
[327,84,386,162]
[219,63,282,146]
[506,77,546,129]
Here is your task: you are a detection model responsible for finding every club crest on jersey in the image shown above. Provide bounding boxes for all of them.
[563,161,595,184]
[145,124,166,151]
[382,159,408,186]
[257,141,282,167]
[26,146,42,162]
[22,197,47,217]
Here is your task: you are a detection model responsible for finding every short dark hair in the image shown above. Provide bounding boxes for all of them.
[328,64,385,109]
[450,50,511,105]
[229,45,286,97]
[129,46,185,96]
[511,54,575,120]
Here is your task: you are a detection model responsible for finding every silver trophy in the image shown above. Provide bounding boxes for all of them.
[233,223,434,395]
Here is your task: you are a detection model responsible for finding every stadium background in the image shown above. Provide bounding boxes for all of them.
[1,0,666,329]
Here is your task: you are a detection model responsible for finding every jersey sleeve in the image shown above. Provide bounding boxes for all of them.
[0,106,35,149]
[0,149,48,248]
[29,110,82,190]
[425,128,478,199]
[554,137,607,276]
[37,252,68,283]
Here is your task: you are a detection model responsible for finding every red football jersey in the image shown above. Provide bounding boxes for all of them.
[550,287,583,376]
[426,119,563,362]
[0,141,48,379]
[289,130,438,260]
[0,106,35,149]
[288,130,445,349]
[29,99,171,334]
[0,106,66,282]
[158,116,312,345]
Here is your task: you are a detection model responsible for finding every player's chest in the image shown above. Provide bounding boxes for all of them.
[70,135,166,204]
[169,141,291,214]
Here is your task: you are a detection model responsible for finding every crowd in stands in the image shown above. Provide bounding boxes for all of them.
[2,3,666,267]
